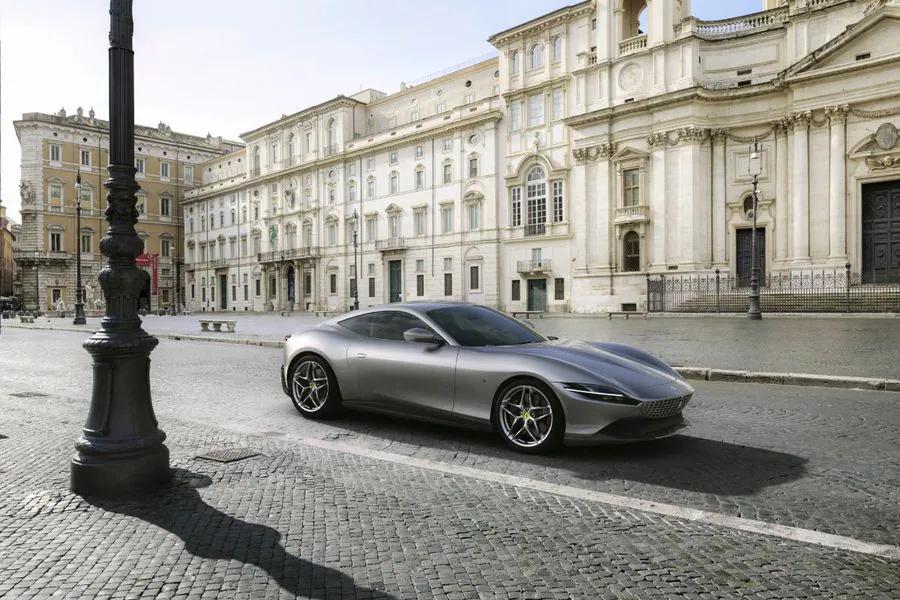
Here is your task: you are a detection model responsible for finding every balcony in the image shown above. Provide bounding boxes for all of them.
[322,144,338,157]
[517,260,552,275]
[257,247,319,263]
[375,237,407,252]
[209,258,228,269]
[687,7,788,40]
[618,34,647,56]
[13,249,72,262]
[524,223,546,237]
[614,205,650,225]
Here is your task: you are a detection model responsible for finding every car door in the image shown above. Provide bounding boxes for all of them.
[346,310,457,417]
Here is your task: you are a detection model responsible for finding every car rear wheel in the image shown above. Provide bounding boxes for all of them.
[290,355,340,419]
[493,379,564,454]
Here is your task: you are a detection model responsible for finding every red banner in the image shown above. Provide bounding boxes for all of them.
[136,253,159,295]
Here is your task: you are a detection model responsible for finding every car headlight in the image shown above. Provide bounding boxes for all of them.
[561,383,641,406]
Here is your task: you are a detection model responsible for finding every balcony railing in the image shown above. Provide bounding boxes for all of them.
[690,7,788,40]
[257,247,319,263]
[322,144,338,157]
[209,258,228,269]
[614,205,650,224]
[524,223,546,237]
[618,34,647,56]
[375,237,407,252]
[517,260,552,274]
[13,249,72,261]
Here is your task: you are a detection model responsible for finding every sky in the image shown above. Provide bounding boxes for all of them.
[0,0,761,222]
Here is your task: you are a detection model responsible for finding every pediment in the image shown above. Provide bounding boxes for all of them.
[611,146,648,162]
[784,9,900,78]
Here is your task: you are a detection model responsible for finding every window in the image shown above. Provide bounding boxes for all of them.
[552,180,564,223]
[511,280,521,301]
[415,168,424,190]
[529,44,543,70]
[426,305,544,347]
[367,178,376,198]
[327,222,337,246]
[444,273,453,296]
[554,278,565,300]
[50,231,62,252]
[416,274,424,296]
[388,116,397,128]
[328,185,335,204]
[468,157,479,178]
[552,36,562,63]
[623,169,640,207]
[50,144,62,163]
[191,284,195,300]
[470,265,480,290]
[511,51,520,75]
[80,149,91,167]
[367,158,376,171]
[244,284,249,301]
[160,162,169,178]
[510,100,522,131]
[390,172,399,194]
[464,93,473,104]
[526,166,547,227]
[409,110,419,121]
[329,273,337,294]
[348,181,356,202]
[413,209,426,237]
[368,277,375,297]
[241,236,248,256]
[80,232,91,253]
[161,196,171,217]
[510,187,522,227]
[184,164,194,183]
[443,163,452,184]
[415,145,424,159]
[416,259,424,273]
[389,151,398,165]
[527,93,544,127]
[441,205,453,234]
[365,216,377,241]
[623,231,640,272]
[161,239,171,258]
[49,183,63,210]
[443,257,453,272]
[436,101,446,113]
[135,157,145,174]
[255,279,261,296]
[388,214,400,238]
[443,138,453,152]
[230,208,236,225]
[551,88,564,121]
[467,203,480,231]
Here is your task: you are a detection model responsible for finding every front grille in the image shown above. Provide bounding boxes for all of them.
[639,394,692,419]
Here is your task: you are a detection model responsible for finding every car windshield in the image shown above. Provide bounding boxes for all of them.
[426,305,544,347]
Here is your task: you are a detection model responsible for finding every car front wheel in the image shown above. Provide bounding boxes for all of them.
[289,355,340,419]
[493,379,564,454]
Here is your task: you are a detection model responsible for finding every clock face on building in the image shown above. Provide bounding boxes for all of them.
[875,122,898,151]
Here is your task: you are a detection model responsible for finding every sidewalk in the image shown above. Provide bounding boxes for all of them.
[6,312,899,379]
[0,394,896,599]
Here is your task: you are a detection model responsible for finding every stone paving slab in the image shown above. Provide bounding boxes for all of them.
[0,398,897,599]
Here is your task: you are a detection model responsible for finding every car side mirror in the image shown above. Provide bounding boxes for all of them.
[403,327,442,345]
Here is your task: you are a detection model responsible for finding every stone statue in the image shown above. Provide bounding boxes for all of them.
[19,181,35,204]
[54,297,66,314]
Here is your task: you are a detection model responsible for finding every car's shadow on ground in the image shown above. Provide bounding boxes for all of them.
[317,409,807,498]
[84,469,396,600]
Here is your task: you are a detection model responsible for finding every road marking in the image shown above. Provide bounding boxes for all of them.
[301,436,900,561]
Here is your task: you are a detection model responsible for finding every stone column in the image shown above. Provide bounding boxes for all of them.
[711,129,729,267]
[648,132,668,270]
[263,266,273,311]
[826,105,849,264]
[293,260,301,310]
[773,119,790,264]
[790,111,812,266]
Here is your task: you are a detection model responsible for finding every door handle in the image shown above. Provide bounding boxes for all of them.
[356,353,367,358]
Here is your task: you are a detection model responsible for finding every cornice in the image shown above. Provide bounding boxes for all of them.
[488,1,592,46]
[502,74,572,101]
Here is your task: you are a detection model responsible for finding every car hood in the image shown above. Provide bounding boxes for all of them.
[488,339,689,399]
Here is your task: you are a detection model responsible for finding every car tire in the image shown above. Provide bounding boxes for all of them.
[493,378,564,454]
[289,355,341,419]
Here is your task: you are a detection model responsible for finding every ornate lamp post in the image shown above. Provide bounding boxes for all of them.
[352,209,359,311]
[71,0,171,495]
[73,173,87,324]
[747,140,763,320]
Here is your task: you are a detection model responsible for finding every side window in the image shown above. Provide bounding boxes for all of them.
[370,311,432,341]
[338,314,373,338]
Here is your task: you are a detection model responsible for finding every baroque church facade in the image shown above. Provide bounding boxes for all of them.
[183,0,900,314]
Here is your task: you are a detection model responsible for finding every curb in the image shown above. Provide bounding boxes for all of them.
[6,322,898,392]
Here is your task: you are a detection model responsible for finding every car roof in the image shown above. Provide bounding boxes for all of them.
[324,301,478,323]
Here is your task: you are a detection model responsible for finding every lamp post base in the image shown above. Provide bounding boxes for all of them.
[73,301,87,325]
[71,444,171,496]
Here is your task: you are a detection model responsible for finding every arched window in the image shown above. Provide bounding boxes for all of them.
[414,166,425,190]
[623,231,640,272]
[525,166,547,233]
[390,171,399,194]
[287,133,295,163]
[252,146,260,173]
[347,181,356,202]
[510,51,520,75]
[302,220,313,247]
[285,224,296,249]
[326,118,337,153]
[551,36,562,63]
[529,44,543,70]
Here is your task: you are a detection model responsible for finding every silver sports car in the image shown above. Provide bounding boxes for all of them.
[281,302,693,453]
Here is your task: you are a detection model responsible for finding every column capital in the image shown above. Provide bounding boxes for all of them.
[790,111,813,129]
[647,132,668,148]
[672,126,709,145]
[825,104,850,123]
[771,118,791,135]
[572,142,616,163]
[710,128,730,142]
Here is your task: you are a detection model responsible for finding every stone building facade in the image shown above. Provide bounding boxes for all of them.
[0,206,16,297]
[184,0,900,313]
[13,109,240,312]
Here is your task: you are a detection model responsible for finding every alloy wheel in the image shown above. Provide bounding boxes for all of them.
[292,360,330,412]
[498,384,554,448]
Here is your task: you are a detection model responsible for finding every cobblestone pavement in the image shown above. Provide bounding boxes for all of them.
[8,312,900,378]
[0,385,898,598]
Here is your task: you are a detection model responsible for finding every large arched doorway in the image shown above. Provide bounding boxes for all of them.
[286,265,296,306]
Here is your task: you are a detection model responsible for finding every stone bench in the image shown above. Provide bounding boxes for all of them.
[313,310,340,317]
[511,310,544,319]
[199,319,236,333]
[606,311,646,320]
[19,315,35,323]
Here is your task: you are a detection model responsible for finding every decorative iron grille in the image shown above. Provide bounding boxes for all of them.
[646,265,900,313]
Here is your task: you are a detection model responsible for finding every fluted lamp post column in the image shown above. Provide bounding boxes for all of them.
[352,210,359,311]
[71,0,171,495]
[73,174,87,325]
[747,140,763,321]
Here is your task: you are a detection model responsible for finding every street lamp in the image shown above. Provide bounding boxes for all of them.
[747,140,763,320]
[73,173,87,324]
[352,210,359,311]
[70,0,170,495]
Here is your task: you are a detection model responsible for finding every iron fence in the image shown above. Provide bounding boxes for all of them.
[647,265,900,313]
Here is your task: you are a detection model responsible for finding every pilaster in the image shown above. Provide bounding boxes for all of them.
[710,129,729,267]
[826,105,849,265]
[790,111,812,266]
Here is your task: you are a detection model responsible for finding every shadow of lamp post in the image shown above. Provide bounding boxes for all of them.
[70,0,171,495]
[747,139,763,321]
